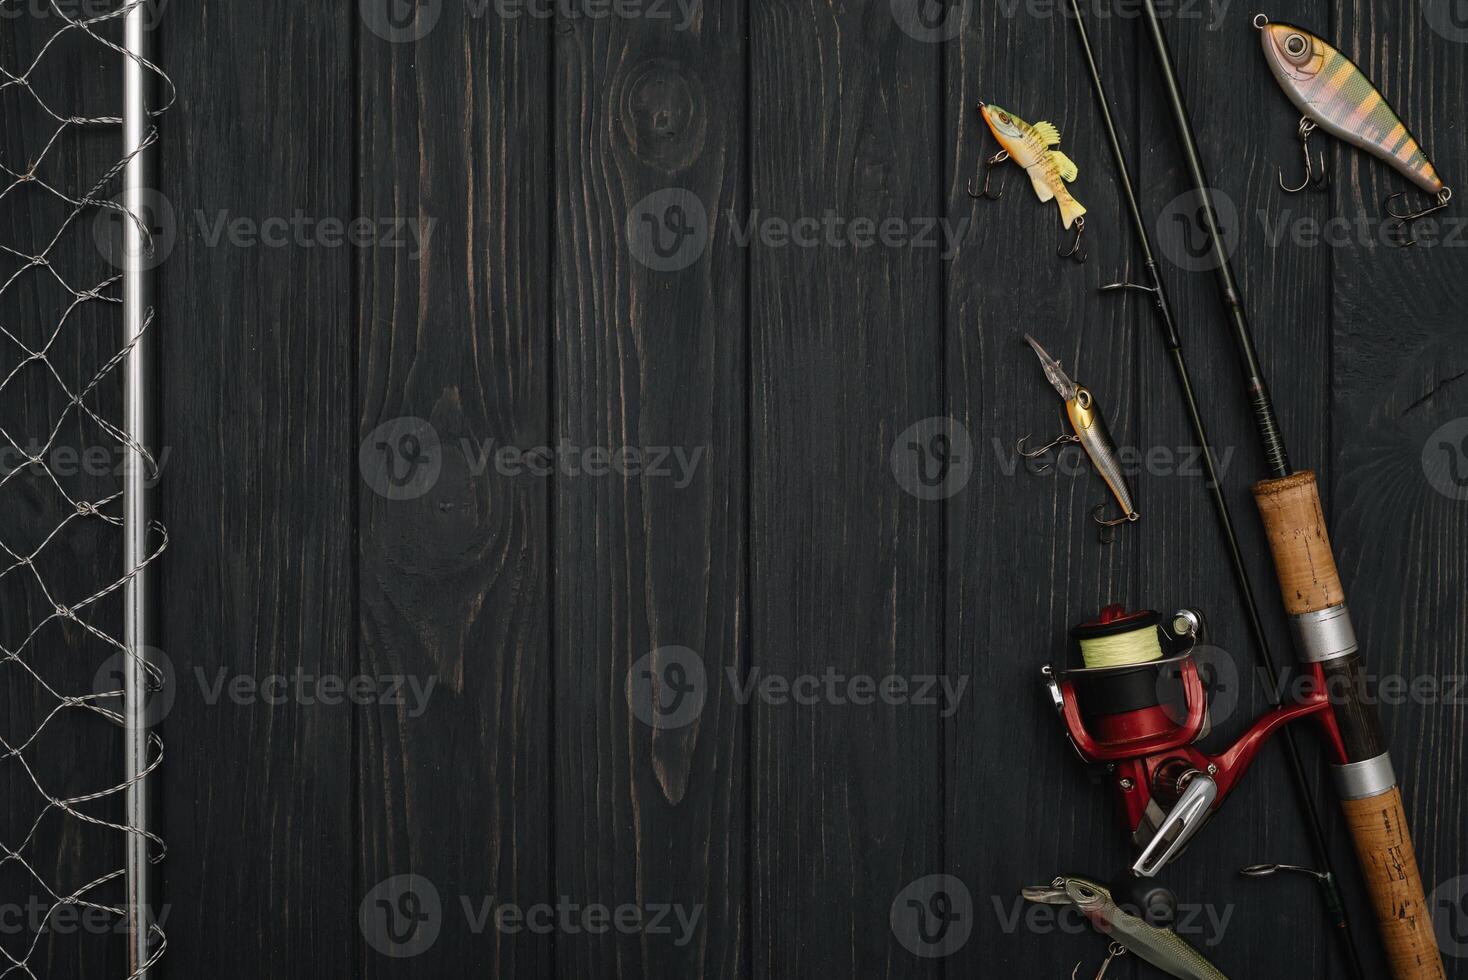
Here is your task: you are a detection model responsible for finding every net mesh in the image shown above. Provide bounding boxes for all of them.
[0,1,170,976]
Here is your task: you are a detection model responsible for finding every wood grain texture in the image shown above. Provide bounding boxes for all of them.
[552,3,746,978]
[355,6,553,979]
[748,2,945,976]
[153,0,357,975]
[7,0,1468,976]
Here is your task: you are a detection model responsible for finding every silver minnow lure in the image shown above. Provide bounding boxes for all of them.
[1020,334,1139,528]
[1023,876,1228,980]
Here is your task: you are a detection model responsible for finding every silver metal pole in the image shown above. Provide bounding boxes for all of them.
[122,0,154,974]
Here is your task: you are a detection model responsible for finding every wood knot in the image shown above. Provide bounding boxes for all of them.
[619,59,705,174]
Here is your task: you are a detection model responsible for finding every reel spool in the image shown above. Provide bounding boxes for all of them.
[1059,605,1212,751]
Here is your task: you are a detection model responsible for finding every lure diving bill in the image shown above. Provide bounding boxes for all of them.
[979,102,1087,229]
[1256,15,1446,197]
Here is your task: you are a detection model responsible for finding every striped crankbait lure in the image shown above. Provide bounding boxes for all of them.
[1255,14,1451,239]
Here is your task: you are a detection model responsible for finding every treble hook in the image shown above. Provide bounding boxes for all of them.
[1278,118,1330,193]
[1058,216,1087,263]
[1384,186,1453,247]
[1015,432,1079,474]
[967,150,1010,200]
[1071,942,1128,980]
[1092,504,1133,542]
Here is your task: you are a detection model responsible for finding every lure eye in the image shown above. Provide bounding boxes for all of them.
[1077,886,1097,899]
[1285,33,1308,56]
[1076,389,1091,409]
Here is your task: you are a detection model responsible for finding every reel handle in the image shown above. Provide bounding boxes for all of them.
[1254,471,1444,980]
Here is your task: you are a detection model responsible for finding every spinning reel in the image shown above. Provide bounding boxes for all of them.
[1043,605,1346,878]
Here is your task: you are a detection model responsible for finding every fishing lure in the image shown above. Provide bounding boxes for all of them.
[969,102,1088,262]
[1255,14,1451,243]
[1016,334,1138,531]
[1023,876,1229,980]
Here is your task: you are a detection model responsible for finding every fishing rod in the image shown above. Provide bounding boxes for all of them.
[1062,5,1368,977]
[1134,3,1446,977]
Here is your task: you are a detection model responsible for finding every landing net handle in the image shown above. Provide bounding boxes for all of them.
[123,1,157,975]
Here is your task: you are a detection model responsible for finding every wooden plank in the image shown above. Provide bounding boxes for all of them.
[943,3,1139,974]
[551,4,746,978]
[154,0,357,974]
[748,3,945,975]
[1327,3,1468,977]
[354,5,554,978]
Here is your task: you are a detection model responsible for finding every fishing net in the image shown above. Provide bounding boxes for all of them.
[0,0,170,975]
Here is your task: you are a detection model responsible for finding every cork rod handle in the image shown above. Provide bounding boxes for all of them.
[1253,471,1444,979]
[1341,787,1446,980]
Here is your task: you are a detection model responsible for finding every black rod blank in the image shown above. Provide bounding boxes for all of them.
[1064,4,1367,977]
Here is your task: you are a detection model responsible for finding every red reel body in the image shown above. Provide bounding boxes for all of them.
[1044,607,1346,876]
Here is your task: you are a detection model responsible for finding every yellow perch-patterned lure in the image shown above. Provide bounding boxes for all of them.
[979,102,1087,229]
[1257,16,1444,195]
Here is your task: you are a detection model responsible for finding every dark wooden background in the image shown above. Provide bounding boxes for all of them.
[3,0,1467,976]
